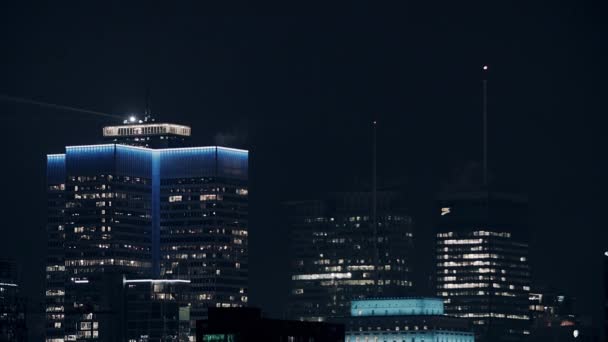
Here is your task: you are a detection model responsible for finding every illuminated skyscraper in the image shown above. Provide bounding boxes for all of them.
[287,191,414,321]
[435,191,530,342]
[45,116,248,342]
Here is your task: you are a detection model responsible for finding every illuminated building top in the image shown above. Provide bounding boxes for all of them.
[102,123,191,138]
[350,297,444,317]
[102,115,192,148]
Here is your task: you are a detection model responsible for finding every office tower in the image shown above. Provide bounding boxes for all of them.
[435,191,531,342]
[197,307,344,342]
[343,298,475,342]
[45,116,248,341]
[0,259,27,341]
[287,190,414,322]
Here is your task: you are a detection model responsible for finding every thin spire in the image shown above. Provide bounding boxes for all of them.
[482,65,489,187]
[372,119,380,294]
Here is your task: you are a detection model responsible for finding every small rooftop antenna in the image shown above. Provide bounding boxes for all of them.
[144,88,154,122]
[482,65,489,187]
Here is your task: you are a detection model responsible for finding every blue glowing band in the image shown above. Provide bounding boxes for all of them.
[351,298,444,316]
[47,154,66,185]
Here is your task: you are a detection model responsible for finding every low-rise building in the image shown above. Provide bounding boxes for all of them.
[343,297,475,342]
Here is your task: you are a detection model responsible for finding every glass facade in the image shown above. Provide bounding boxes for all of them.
[287,191,414,321]
[435,192,530,342]
[46,138,248,341]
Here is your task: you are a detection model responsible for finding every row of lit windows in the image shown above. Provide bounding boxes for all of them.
[439,239,484,245]
[46,265,66,272]
[454,312,530,320]
[437,231,511,238]
[66,259,149,267]
[438,253,500,260]
[46,290,65,297]
[293,272,352,280]
[438,261,528,268]
[439,283,530,290]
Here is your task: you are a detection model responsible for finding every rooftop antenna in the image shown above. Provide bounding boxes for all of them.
[372,118,380,294]
[482,65,489,187]
[144,88,152,122]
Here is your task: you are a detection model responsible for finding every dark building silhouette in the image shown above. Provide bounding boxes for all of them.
[528,288,600,341]
[196,307,344,342]
[286,190,414,322]
[435,191,531,342]
[0,259,27,341]
[529,288,575,329]
[45,116,248,341]
[123,278,191,341]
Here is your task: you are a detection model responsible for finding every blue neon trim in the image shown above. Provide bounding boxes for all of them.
[47,154,66,185]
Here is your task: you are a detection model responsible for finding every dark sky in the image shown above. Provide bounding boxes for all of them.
[1,1,607,339]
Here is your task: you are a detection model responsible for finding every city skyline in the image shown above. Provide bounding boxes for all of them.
[0,2,606,341]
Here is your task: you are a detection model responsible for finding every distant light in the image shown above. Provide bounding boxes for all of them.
[441,207,451,216]
[604,251,608,257]
[573,329,579,338]
[123,278,191,284]
[483,65,488,71]
[0,282,18,287]
[129,116,137,122]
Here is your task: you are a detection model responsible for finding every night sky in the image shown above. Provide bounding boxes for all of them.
[0,2,606,339]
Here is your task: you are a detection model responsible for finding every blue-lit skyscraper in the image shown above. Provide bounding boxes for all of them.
[45,118,248,342]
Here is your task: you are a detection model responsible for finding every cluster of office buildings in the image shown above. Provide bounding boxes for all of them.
[36,115,599,341]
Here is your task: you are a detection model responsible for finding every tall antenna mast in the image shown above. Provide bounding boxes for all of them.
[482,65,489,187]
[144,88,151,119]
[372,119,380,294]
